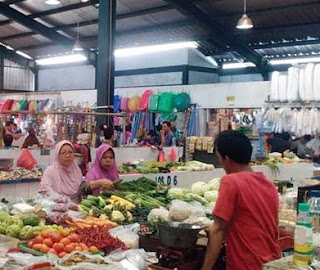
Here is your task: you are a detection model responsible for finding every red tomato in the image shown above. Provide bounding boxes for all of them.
[58,252,67,258]
[32,244,42,251]
[79,243,88,251]
[41,230,50,239]
[59,229,69,238]
[43,238,53,248]
[67,233,79,243]
[27,241,34,249]
[51,233,62,243]
[53,243,64,253]
[40,244,50,254]
[48,249,58,255]
[60,238,71,246]
[64,244,74,253]
[33,235,44,244]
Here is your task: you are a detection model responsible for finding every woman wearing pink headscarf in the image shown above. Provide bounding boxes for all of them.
[40,140,83,203]
[85,144,118,195]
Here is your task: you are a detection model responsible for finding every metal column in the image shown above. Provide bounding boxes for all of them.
[96,0,117,128]
[0,56,4,92]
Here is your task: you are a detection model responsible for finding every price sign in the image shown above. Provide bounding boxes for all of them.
[155,175,178,186]
[226,96,235,102]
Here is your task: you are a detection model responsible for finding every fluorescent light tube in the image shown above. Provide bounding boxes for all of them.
[114,41,198,57]
[16,50,33,60]
[222,62,256,69]
[270,57,320,65]
[36,54,87,66]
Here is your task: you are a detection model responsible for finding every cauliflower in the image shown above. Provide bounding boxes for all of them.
[126,211,133,222]
[204,190,218,202]
[207,178,221,190]
[207,201,216,210]
[111,210,126,222]
[148,207,170,224]
[191,182,210,196]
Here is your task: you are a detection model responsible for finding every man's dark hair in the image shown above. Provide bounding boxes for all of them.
[5,121,13,127]
[148,130,156,137]
[215,130,252,164]
[162,121,171,127]
[104,127,114,140]
[3,134,13,147]
[282,132,290,141]
[99,124,107,131]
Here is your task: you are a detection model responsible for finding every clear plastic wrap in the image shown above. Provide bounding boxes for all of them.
[109,224,140,249]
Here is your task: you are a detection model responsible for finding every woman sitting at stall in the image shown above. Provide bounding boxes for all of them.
[40,141,115,202]
[40,140,84,202]
[85,144,118,195]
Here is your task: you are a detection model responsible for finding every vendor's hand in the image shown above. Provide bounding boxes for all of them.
[160,129,165,136]
[98,179,115,190]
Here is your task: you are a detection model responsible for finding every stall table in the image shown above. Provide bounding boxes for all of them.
[263,256,300,270]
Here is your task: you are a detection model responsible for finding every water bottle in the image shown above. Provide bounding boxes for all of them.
[309,190,320,233]
[293,203,313,266]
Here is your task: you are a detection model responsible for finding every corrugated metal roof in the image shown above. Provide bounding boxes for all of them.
[0,0,319,64]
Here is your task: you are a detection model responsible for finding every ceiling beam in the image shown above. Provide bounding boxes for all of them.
[17,20,195,51]
[252,39,320,50]
[0,0,99,27]
[0,44,35,69]
[0,4,176,42]
[164,0,270,74]
[0,2,96,63]
[3,0,26,5]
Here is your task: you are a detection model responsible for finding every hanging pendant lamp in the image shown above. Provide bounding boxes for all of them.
[72,22,84,52]
[236,0,253,29]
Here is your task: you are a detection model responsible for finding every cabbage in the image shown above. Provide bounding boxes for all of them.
[207,178,221,190]
[204,191,218,202]
[191,182,210,196]
[168,188,190,199]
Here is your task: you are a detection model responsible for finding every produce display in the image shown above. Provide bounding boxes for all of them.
[118,160,214,174]
[0,167,43,181]
[26,228,95,258]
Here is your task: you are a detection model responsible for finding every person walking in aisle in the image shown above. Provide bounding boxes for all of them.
[201,130,280,270]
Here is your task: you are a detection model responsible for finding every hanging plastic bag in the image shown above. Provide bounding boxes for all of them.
[305,63,315,102]
[278,75,288,102]
[158,150,166,162]
[7,99,14,111]
[120,97,129,112]
[16,149,37,170]
[138,89,152,111]
[113,95,121,113]
[287,67,299,102]
[313,64,320,101]
[158,92,174,113]
[1,100,11,112]
[270,71,279,101]
[11,100,19,111]
[128,96,140,113]
[149,94,159,112]
[174,93,191,111]
[168,147,177,162]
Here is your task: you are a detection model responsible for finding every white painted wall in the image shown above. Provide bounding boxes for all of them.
[0,81,270,109]
[38,65,95,91]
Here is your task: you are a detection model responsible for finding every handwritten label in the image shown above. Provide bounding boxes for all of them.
[155,175,178,186]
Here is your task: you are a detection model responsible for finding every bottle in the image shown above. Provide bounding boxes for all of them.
[309,190,320,233]
[293,203,313,266]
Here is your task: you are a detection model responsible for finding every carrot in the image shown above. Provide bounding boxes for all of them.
[65,220,76,227]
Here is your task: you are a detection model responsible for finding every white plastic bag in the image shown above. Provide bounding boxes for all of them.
[278,74,288,102]
[109,224,140,249]
[313,64,320,101]
[287,66,299,102]
[270,71,279,101]
[305,63,315,101]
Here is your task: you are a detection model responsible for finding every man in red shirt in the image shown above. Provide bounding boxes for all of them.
[201,130,280,270]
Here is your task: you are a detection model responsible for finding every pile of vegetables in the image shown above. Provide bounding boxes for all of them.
[26,228,99,258]
[76,226,127,255]
[78,195,134,224]
[167,178,221,209]
[0,211,63,240]
[66,216,117,229]
[172,161,215,172]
